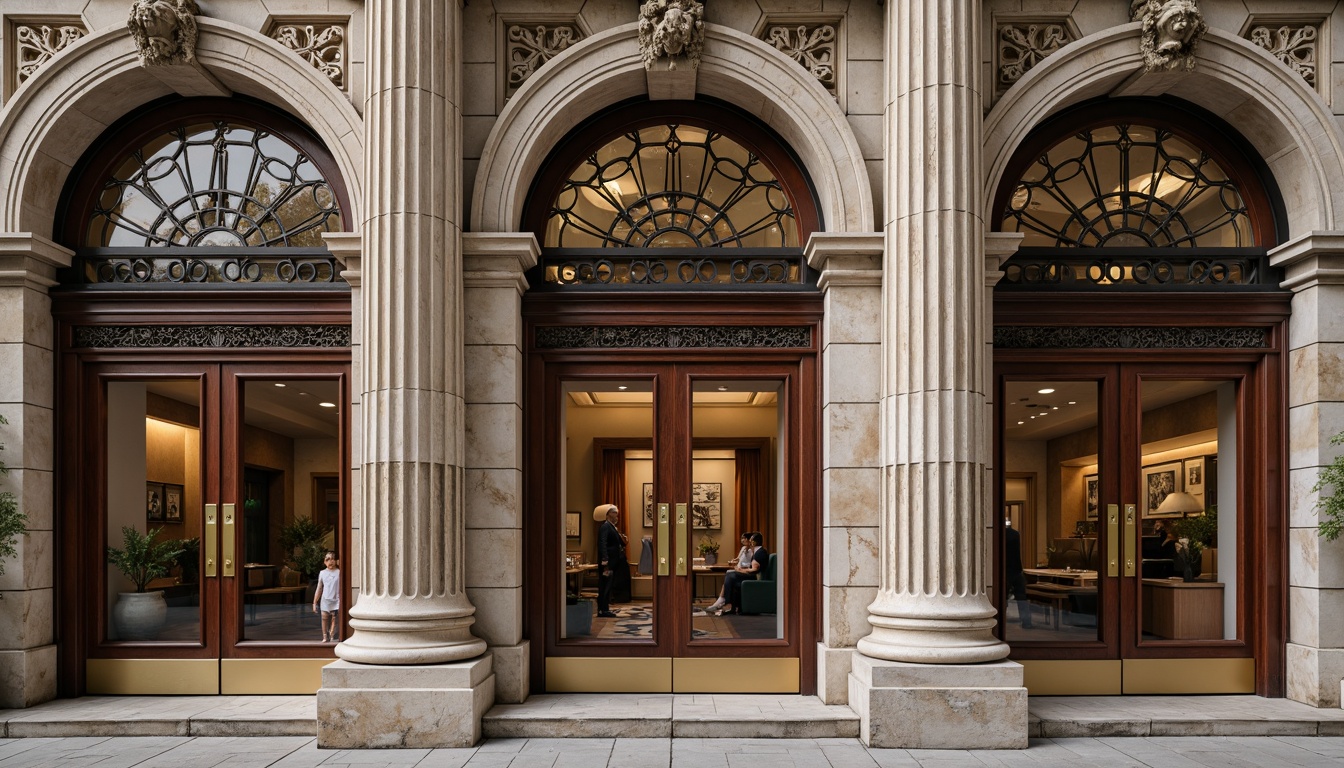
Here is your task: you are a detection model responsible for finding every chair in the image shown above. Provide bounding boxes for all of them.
[739,553,778,615]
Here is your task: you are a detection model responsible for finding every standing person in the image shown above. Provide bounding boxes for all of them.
[595,504,629,618]
[1005,523,1033,629]
[312,551,341,642]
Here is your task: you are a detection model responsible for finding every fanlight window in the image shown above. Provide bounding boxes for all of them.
[1003,124,1251,248]
[87,121,342,248]
[544,124,798,249]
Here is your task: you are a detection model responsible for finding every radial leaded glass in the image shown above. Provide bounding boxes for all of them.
[544,125,798,248]
[1003,124,1252,248]
[87,121,342,248]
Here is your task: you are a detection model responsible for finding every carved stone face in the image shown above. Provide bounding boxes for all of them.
[658,6,691,55]
[130,0,180,58]
[1154,1,1199,53]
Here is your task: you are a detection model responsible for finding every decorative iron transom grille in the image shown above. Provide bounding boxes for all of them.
[88,121,342,248]
[545,125,797,249]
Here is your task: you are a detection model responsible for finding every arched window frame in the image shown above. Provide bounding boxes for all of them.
[524,100,822,291]
[991,99,1282,291]
[58,97,352,288]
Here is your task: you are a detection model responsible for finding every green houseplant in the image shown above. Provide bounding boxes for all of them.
[698,534,720,565]
[106,526,186,639]
[279,515,331,579]
[0,414,26,577]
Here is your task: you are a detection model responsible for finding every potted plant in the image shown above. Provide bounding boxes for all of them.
[0,414,26,577]
[698,534,720,565]
[279,515,332,602]
[106,526,185,639]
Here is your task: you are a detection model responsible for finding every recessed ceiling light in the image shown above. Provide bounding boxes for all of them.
[717,386,728,391]
[274,383,286,388]
[1038,388,1055,394]
[1052,406,1059,410]
[319,402,336,408]
[617,385,628,391]
[1068,401,1076,405]
[1017,421,1024,425]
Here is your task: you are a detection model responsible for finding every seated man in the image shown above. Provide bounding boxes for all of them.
[712,532,767,616]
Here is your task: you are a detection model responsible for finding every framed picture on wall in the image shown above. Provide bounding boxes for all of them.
[146,482,165,522]
[565,511,581,538]
[642,483,654,528]
[163,484,183,522]
[1084,474,1099,521]
[1143,461,1184,517]
[691,482,721,529]
[1184,457,1205,496]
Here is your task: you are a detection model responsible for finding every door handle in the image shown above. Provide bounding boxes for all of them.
[1106,503,1119,577]
[204,503,217,577]
[222,502,236,577]
[657,503,670,576]
[1123,503,1137,577]
[675,502,688,576]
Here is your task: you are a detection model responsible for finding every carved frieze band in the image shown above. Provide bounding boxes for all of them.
[761,21,839,98]
[73,324,351,349]
[1245,19,1322,92]
[505,22,582,101]
[996,20,1075,95]
[994,326,1267,349]
[269,20,346,88]
[10,18,87,92]
[536,325,812,349]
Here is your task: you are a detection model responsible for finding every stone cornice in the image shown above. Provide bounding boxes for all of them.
[0,232,74,290]
[985,231,1024,288]
[323,232,362,288]
[805,232,883,292]
[1269,231,1344,291]
[462,232,540,293]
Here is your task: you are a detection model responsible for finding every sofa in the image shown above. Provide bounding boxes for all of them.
[739,553,778,615]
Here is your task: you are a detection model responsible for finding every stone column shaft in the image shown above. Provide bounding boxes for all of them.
[337,0,485,665]
[858,0,1007,663]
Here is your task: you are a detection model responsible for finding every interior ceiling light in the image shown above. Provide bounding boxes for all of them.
[1017,421,1024,425]
[319,402,336,408]
[274,383,286,388]
[1068,401,1076,405]
[1037,388,1055,394]
[617,385,628,390]
[718,386,728,391]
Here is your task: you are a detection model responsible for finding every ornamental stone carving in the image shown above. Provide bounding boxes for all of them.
[763,23,838,97]
[506,23,582,100]
[638,0,705,71]
[1247,23,1319,89]
[127,0,200,67]
[14,22,86,86]
[997,22,1074,93]
[1130,0,1207,72]
[270,22,345,89]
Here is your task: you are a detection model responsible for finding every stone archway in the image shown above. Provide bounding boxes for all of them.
[983,24,1344,235]
[471,22,873,235]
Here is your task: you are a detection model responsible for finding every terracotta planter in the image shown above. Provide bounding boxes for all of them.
[112,591,167,640]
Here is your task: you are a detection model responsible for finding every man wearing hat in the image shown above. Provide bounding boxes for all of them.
[595,503,630,617]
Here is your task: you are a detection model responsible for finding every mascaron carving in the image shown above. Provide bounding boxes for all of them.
[639,0,705,71]
[1247,24,1318,89]
[127,0,200,67]
[15,23,87,85]
[271,23,345,88]
[1130,0,1207,72]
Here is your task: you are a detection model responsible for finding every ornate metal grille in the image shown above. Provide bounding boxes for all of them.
[87,121,342,248]
[994,326,1267,349]
[1003,124,1251,249]
[545,125,797,249]
[535,325,812,349]
[72,324,350,349]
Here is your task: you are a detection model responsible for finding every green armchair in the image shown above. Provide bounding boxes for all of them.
[739,553,778,615]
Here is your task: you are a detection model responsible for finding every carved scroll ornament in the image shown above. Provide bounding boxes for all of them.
[638,0,705,71]
[127,0,200,67]
[1130,0,1208,72]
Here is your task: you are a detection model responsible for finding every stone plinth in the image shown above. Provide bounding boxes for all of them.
[848,654,1026,749]
[318,656,495,748]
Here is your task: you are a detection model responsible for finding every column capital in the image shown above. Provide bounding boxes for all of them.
[462,232,539,293]
[805,232,883,292]
[0,233,74,291]
[323,232,362,288]
[1269,231,1344,292]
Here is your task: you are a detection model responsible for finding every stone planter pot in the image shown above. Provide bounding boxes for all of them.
[702,551,717,566]
[112,591,167,640]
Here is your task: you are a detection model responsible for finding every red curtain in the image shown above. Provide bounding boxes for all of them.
[735,449,771,549]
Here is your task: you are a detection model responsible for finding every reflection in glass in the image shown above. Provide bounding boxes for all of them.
[1001,380,1102,643]
[239,379,341,643]
[105,380,203,643]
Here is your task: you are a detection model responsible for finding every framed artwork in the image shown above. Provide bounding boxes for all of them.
[146,482,165,522]
[691,482,721,529]
[1143,462,1184,517]
[1184,457,1205,495]
[565,511,581,538]
[163,484,183,522]
[1084,474,1099,521]
[642,483,654,528]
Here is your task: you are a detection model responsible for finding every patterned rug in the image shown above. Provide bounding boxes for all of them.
[592,603,729,639]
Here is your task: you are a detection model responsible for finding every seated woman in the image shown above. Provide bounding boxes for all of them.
[711,532,767,616]
[704,533,753,613]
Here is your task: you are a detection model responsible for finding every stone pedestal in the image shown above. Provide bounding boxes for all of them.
[318,657,495,748]
[849,654,1026,749]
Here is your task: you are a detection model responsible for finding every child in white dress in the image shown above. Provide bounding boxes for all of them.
[312,551,341,643]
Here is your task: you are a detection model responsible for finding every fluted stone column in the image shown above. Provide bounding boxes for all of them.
[318,0,492,749]
[848,0,1025,749]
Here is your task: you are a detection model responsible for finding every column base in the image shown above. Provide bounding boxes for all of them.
[317,655,495,748]
[816,643,853,705]
[490,641,530,704]
[848,654,1027,749]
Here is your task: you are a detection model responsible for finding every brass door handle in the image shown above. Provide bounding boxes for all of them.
[204,504,217,578]
[1106,503,1119,577]
[675,503,688,576]
[1123,503,1137,577]
[657,503,670,576]
[222,503,236,577]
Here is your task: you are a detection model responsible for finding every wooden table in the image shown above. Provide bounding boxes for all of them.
[1024,568,1098,586]
[693,564,731,599]
[1023,569,1098,629]
[1141,578,1224,640]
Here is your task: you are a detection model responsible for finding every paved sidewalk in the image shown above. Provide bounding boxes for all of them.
[3,735,1344,767]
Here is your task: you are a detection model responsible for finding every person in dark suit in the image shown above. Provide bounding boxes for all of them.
[595,503,629,618]
[1005,523,1033,629]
